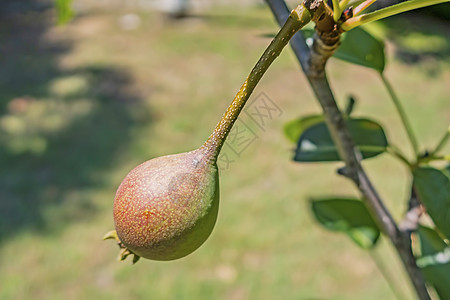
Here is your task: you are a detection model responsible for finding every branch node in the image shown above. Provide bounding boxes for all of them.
[337,166,351,178]
[399,187,424,234]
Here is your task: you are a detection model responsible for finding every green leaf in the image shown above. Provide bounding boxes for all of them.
[418,226,447,257]
[55,0,74,25]
[283,115,324,144]
[335,27,386,73]
[413,167,450,240]
[417,226,450,300]
[442,164,450,179]
[311,198,380,249]
[300,27,385,73]
[294,118,388,162]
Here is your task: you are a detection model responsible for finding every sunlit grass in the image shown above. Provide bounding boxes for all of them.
[0,3,448,299]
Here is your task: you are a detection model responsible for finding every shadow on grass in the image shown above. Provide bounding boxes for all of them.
[0,1,151,244]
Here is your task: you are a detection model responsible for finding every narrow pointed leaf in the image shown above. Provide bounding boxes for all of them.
[413,167,450,240]
[311,198,380,249]
[294,118,388,162]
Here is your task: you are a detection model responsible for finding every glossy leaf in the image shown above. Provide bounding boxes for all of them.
[283,115,324,144]
[413,167,450,240]
[311,198,380,249]
[294,118,388,162]
[417,226,450,300]
[335,27,385,73]
[301,27,385,72]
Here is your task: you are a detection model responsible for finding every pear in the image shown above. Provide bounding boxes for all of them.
[104,7,311,262]
[111,145,219,261]
[105,116,229,262]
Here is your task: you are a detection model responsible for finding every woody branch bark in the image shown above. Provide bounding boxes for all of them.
[266,0,431,299]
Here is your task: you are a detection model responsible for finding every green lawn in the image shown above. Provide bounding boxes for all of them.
[0,2,448,299]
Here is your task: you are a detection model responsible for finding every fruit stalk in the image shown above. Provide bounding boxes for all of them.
[106,2,314,263]
[203,4,312,160]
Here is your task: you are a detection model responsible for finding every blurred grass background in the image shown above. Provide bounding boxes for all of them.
[0,0,449,299]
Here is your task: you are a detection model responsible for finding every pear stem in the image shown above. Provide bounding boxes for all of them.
[202,4,312,161]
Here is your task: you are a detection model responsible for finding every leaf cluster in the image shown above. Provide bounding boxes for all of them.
[283,26,449,299]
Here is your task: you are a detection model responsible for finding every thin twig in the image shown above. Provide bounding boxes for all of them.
[386,145,412,169]
[266,0,431,299]
[429,126,450,157]
[380,74,419,158]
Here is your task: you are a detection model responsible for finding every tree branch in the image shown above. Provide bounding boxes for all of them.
[266,1,431,299]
